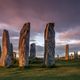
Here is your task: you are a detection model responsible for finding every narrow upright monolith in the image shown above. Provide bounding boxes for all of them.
[19,23,30,68]
[6,43,13,67]
[44,23,55,67]
[0,45,1,57]
[0,30,10,67]
[65,44,69,61]
[30,43,36,59]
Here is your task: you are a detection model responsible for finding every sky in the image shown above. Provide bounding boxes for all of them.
[0,0,80,57]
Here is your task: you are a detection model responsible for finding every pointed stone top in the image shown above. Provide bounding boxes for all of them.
[66,44,69,46]
[20,22,30,34]
[23,22,30,29]
[46,23,55,27]
[3,29,8,33]
[3,29,9,38]
[31,43,36,47]
[24,22,30,26]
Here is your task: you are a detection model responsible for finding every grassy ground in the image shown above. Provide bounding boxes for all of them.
[0,60,80,80]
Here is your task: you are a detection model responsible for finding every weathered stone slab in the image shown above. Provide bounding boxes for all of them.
[6,43,13,67]
[44,23,55,67]
[19,23,30,67]
[0,45,1,58]
[0,30,10,67]
[30,43,36,59]
[65,44,69,61]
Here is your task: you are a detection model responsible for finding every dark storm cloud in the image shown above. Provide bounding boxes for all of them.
[0,0,80,32]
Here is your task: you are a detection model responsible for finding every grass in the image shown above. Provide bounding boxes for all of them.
[0,60,80,80]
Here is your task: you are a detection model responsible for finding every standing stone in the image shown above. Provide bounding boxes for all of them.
[19,23,30,67]
[0,30,10,67]
[30,43,36,59]
[6,43,13,67]
[0,45,1,58]
[9,43,13,56]
[65,44,69,61]
[44,23,55,67]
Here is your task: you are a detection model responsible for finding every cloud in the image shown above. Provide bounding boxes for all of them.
[55,26,80,57]
[0,0,80,32]
[58,27,80,40]
[55,26,80,46]
[10,36,19,40]
[30,32,44,46]
[36,45,44,57]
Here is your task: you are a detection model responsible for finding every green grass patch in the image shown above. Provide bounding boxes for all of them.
[0,60,80,80]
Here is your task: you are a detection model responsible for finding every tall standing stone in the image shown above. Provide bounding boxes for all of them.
[19,23,30,67]
[0,45,1,58]
[0,30,10,67]
[44,23,55,67]
[30,43,36,59]
[65,44,69,61]
[9,43,13,56]
[6,43,13,67]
